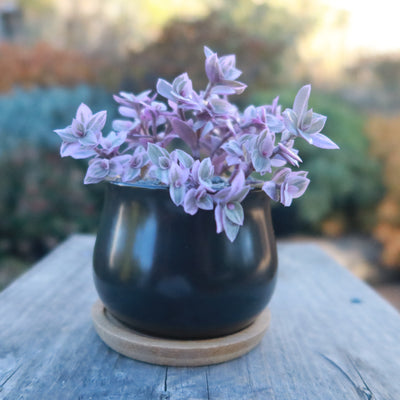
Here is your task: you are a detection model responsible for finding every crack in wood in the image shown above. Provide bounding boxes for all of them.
[159,366,170,400]
[319,353,376,400]
[0,365,21,391]
[164,366,168,392]
[206,366,210,400]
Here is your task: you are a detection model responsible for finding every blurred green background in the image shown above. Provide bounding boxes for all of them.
[1,0,400,289]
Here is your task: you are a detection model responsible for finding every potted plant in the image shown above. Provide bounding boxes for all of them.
[55,46,338,340]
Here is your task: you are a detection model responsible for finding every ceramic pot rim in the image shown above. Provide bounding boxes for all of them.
[108,179,264,192]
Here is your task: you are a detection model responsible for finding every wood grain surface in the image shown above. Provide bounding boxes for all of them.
[1,234,400,399]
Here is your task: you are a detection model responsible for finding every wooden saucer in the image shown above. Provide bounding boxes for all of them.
[91,300,271,367]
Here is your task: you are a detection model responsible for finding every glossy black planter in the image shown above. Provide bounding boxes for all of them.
[93,182,278,339]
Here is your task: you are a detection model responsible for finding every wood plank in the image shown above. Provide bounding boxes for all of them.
[1,235,400,399]
[0,235,167,400]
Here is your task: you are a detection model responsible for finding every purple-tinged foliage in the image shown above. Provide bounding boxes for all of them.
[55,46,339,241]
[282,85,339,149]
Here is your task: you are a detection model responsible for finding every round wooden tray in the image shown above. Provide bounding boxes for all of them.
[91,300,271,367]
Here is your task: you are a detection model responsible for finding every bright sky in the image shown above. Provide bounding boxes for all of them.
[321,0,400,55]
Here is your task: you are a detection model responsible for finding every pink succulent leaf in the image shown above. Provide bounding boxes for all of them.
[132,146,149,166]
[262,181,279,202]
[222,140,243,157]
[84,158,109,184]
[309,133,340,149]
[122,167,141,182]
[211,85,237,96]
[174,149,194,169]
[283,109,299,135]
[242,105,257,126]
[78,131,99,147]
[224,201,244,226]
[156,79,174,101]
[158,134,179,148]
[168,162,189,187]
[298,130,314,144]
[113,90,152,107]
[147,143,170,168]
[271,155,287,168]
[60,142,97,159]
[302,109,313,127]
[169,183,186,206]
[170,118,197,150]
[109,155,130,178]
[203,46,213,58]
[118,106,137,118]
[159,156,171,170]
[272,167,291,184]
[197,192,214,210]
[76,103,92,124]
[205,53,222,84]
[266,114,285,133]
[251,150,271,174]
[234,187,250,203]
[112,119,139,132]
[222,210,240,242]
[279,171,310,206]
[190,160,201,183]
[209,97,237,115]
[183,189,199,215]
[122,150,146,182]
[305,113,326,134]
[155,169,170,185]
[100,131,127,154]
[211,80,247,96]
[292,84,311,121]
[86,110,107,134]
[198,158,214,187]
[280,182,292,206]
[249,130,274,173]
[201,121,214,137]
[71,118,85,136]
[193,120,205,131]
[219,54,242,80]
[173,73,193,98]
[214,203,224,234]
[228,171,250,202]
[277,142,302,167]
[229,170,245,196]
[54,126,77,143]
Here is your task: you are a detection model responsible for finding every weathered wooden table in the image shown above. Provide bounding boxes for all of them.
[1,235,400,399]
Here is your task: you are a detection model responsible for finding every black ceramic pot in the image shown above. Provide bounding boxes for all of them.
[93,182,278,339]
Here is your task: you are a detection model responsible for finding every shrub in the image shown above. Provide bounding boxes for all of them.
[122,11,305,94]
[0,85,117,154]
[367,114,400,269]
[0,85,117,275]
[251,88,383,235]
[0,148,103,264]
[0,42,102,92]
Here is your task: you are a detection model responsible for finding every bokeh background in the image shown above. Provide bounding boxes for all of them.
[1,0,400,293]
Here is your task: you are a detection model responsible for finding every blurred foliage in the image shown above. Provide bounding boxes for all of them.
[367,114,400,269]
[344,54,400,111]
[0,148,103,266]
[0,42,102,92]
[121,6,312,94]
[251,88,383,236]
[0,84,117,154]
[0,84,118,284]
